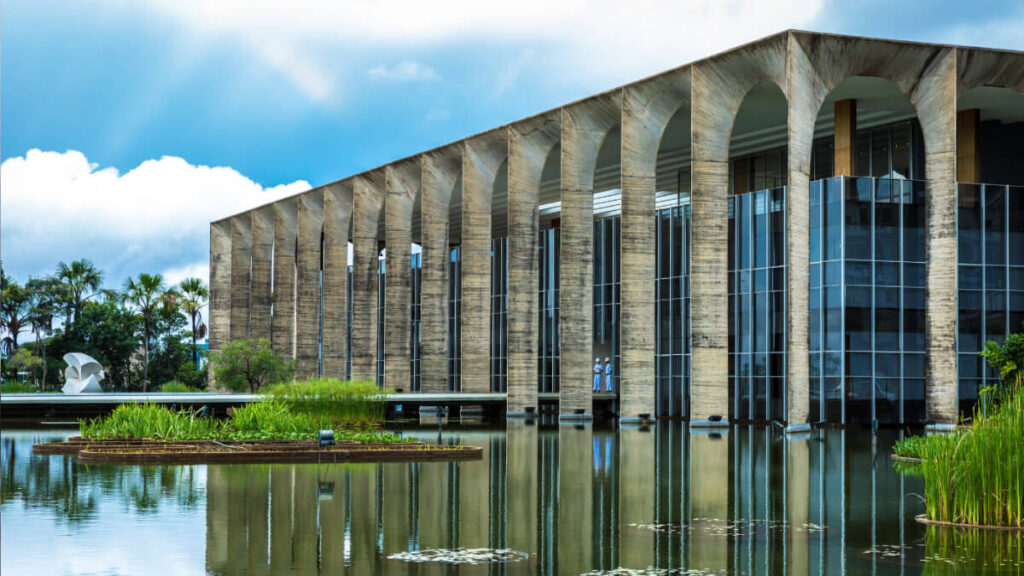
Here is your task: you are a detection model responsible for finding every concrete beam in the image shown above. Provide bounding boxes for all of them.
[419,149,460,392]
[460,130,507,393]
[295,190,324,379]
[560,94,620,417]
[271,199,298,359]
[229,214,252,342]
[507,113,560,414]
[250,207,274,344]
[322,182,352,380]
[384,161,421,391]
[620,69,691,421]
[352,172,386,382]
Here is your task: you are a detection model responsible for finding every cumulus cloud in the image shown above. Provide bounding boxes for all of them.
[133,0,823,101]
[0,149,308,288]
[368,61,441,82]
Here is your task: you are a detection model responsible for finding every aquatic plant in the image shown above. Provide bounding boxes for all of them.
[892,434,932,459]
[80,403,221,441]
[265,378,389,426]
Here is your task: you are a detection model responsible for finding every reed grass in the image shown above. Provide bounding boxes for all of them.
[264,378,389,427]
[79,401,401,444]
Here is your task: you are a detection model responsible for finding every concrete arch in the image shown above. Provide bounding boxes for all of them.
[250,206,275,345]
[322,181,353,380]
[507,112,560,413]
[461,129,508,393]
[420,147,461,393]
[352,172,386,382]
[295,190,325,378]
[383,160,421,391]
[788,32,959,424]
[690,36,788,424]
[619,67,692,421]
[271,199,298,360]
[559,92,621,417]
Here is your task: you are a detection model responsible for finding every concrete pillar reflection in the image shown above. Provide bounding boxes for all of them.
[558,424,594,574]
[323,182,353,380]
[507,114,559,413]
[269,468,293,573]
[295,191,325,379]
[506,420,539,558]
[229,214,252,343]
[292,467,319,576]
[352,173,386,382]
[688,432,730,572]
[384,162,420,391]
[787,439,810,576]
[620,72,690,421]
[420,150,460,392]
[204,466,229,572]
[460,131,507,392]
[560,95,620,416]
[271,200,298,359]
[618,427,656,569]
[381,463,412,556]
[250,207,274,344]
[458,432,491,547]
[319,466,348,574]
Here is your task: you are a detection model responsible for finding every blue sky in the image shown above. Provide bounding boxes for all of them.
[2,0,1023,288]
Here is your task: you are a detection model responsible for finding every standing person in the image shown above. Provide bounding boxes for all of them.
[593,358,602,392]
[603,357,614,392]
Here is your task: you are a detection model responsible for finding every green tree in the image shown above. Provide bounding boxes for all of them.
[56,259,103,327]
[1,280,31,355]
[52,300,140,390]
[981,324,1024,385]
[26,276,63,389]
[210,338,295,393]
[123,273,173,392]
[7,347,43,385]
[178,277,209,370]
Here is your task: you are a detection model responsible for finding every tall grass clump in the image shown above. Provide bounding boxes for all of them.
[265,378,389,427]
[80,403,222,440]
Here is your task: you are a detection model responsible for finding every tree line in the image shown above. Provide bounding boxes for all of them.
[1,259,209,392]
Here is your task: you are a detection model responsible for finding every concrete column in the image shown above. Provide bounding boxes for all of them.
[833,99,857,176]
[295,191,324,379]
[271,200,298,359]
[560,95,620,417]
[620,71,690,421]
[460,130,507,392]
[420,150,460,392]
[250,207,274,344]
[352,173,386,382]
[957,109,981,183]
[689,64,733,423]
[618,427,656,568]
[229,214,252,342]
[322,182,352,380]
[916,49,959,425]
[209,220,232,374]
[507,114,559,414]
[384,161,420,391]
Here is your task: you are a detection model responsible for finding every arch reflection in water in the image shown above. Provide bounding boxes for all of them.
[196,425,955,576]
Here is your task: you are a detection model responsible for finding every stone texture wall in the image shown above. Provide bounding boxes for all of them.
[229,214,252,343]
[559,95,620,416]
[384,162,420,391]
[351,173,385,382]
[460,131,507,392]
[507,114,559,412]
[271,200,297,359]
[322,182,352,380]
[419,150,460,392]
[209,220,232,382]
[620,70,691,419]
[295,191,324,379]
[250,207,274,344]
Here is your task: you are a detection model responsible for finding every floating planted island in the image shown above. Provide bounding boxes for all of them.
[33,379,481,464]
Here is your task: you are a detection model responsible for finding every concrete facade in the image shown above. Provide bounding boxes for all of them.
[211,31,1024,426]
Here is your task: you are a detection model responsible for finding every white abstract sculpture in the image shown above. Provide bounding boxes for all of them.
[62,353,105,394]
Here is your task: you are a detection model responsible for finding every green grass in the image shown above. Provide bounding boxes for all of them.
[895,374,1024,528]
[157,381,202,393]
[264,378,389,426]
[79,401,402,444]
[892,434,932,459]
[1,382,39,393]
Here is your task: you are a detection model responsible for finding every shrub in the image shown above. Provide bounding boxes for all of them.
[158,381,201,393]
[1,381,38,393]
[209,338,295,393]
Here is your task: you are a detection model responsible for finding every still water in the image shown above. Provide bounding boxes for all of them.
[2,423,1021,575]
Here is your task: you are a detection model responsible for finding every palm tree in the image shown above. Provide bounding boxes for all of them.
[26,277,60,389]
[57,259,103,327]
[123,273,167,392]
[178,278,209,370]
[1,280,31,355]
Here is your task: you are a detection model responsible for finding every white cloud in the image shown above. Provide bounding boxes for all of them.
[368,61,441,82]
[0,149,308,289]
[132,0,823,101]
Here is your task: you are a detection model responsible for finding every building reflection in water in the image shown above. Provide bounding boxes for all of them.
[198,425,1009,576]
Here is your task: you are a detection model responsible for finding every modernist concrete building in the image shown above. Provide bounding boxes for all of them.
[210,30,1024,427]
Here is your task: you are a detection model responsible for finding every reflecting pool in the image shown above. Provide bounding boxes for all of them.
[3,423,1022,575]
